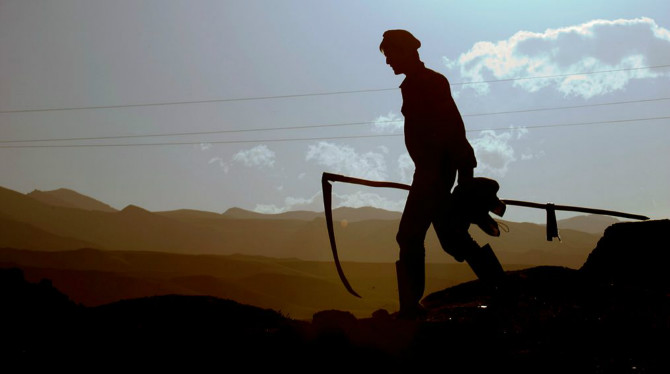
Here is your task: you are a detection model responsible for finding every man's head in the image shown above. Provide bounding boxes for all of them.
[379,30,421,75]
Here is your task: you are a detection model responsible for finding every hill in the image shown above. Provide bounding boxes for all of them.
[0,185,605,267]
[3,218,669,374]
[556,214,619,234]
[27,188,118,212]
[0,216,95,251]
[0,247,489,318]
[222,206,402,222]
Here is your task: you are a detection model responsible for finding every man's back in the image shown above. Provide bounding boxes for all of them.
[400,65,476,170]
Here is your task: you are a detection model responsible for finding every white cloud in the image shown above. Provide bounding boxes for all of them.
[444,17,670,99]
[397,153,415,184]
[334,191,406,212]
[200,143,212,151]
[253,189,407,214]
[377,145,390,154]
[306,141,388,180]
[233,145,276,168]
[254,204,286,214]
[373,112,404,132]
[208,157,230,173]
[253,191,323,214]
[471,127,528,177]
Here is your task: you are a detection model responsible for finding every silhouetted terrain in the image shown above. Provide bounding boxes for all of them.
[0,247,489,318]
[2,220,668,373]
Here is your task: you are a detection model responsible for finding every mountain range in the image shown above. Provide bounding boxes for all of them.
[0,185,614,267]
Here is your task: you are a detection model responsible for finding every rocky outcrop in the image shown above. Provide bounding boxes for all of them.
[581,219,670,292]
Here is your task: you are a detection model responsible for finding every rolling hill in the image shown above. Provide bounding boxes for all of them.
[27,188,118,212]
[0,247,491,318]
[0,185,607,267]
[3,220,668,373]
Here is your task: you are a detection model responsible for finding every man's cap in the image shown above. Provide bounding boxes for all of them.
[379,30,421,53]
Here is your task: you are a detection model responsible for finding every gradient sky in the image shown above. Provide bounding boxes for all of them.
[1,0,669,223]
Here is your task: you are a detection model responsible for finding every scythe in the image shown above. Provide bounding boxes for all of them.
[321,172,649,298]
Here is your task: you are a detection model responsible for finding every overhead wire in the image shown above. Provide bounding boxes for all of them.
[1,116,667,149]
[2,96,668,144]
[1,64,669,114]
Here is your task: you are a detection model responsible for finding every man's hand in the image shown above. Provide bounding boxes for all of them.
[457,167,474,185]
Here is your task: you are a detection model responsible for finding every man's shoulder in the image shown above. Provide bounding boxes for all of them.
[418,67,449,87]
[400,66,450,92]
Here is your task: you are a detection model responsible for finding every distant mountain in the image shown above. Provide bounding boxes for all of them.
[0,216,95,251]
[222,206,401,222]
[0,247,449,318]
[0,184,612,268]
[222,207,319,220]
[27,188,117,212]
[557,214,619,234]
[154,209,225,221]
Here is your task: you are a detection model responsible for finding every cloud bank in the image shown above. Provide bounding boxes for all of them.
[373,112,404,132]
[306,141,388,180]
[253,190,407,214]
[470,127,528,177]
[233,145,276,168]
[444,17,670,98]
[397,153,415,184]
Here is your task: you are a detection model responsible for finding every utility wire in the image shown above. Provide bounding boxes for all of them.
[1,64,668,114]
[464,97,670,117]
[2,97,668,144]
[1,116,667,149]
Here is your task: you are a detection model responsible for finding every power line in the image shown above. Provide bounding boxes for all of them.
[464,97,670,117]
[1,64,668,114]
[450,64,670,85]
[2,97,668,144]
[1,116,667,149]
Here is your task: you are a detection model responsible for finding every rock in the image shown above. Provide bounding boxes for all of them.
[580,219,670,292]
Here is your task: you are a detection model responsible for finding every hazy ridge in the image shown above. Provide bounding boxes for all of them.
[1,185,608,266]
[0,185,620,318]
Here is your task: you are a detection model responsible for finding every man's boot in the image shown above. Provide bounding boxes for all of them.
[395,259,426,320]
[465,244,506,285]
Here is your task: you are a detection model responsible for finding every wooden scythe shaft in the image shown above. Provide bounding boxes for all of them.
[321,172,649,298]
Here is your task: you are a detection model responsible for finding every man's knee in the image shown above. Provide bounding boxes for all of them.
[396,231,425,261]
[396,230,414,249]
[438,232,479,262]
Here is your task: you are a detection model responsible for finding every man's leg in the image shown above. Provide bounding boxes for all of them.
[431,167,477,262]
[395,173,437,318]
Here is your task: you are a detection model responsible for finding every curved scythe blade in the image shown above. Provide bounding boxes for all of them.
[322,173,361,297]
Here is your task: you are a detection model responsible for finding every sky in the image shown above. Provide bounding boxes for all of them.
[1,0,669,223]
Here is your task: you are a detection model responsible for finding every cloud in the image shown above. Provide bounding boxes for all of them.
[254,191,323,214]
[397,153,415,184]
[208,157,230,173]
[306,141,388,180]
[444,17,670,99]
[208,145,276,173]
[373,112,404,132]
[470,127,528,177]
[233,145,276,168]
[334,191,406,212]
[254,189,407,214]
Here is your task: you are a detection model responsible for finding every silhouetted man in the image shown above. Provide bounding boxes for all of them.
[380,30,479,319]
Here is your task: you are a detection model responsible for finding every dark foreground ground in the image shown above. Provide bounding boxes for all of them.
[2,220,670,373]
